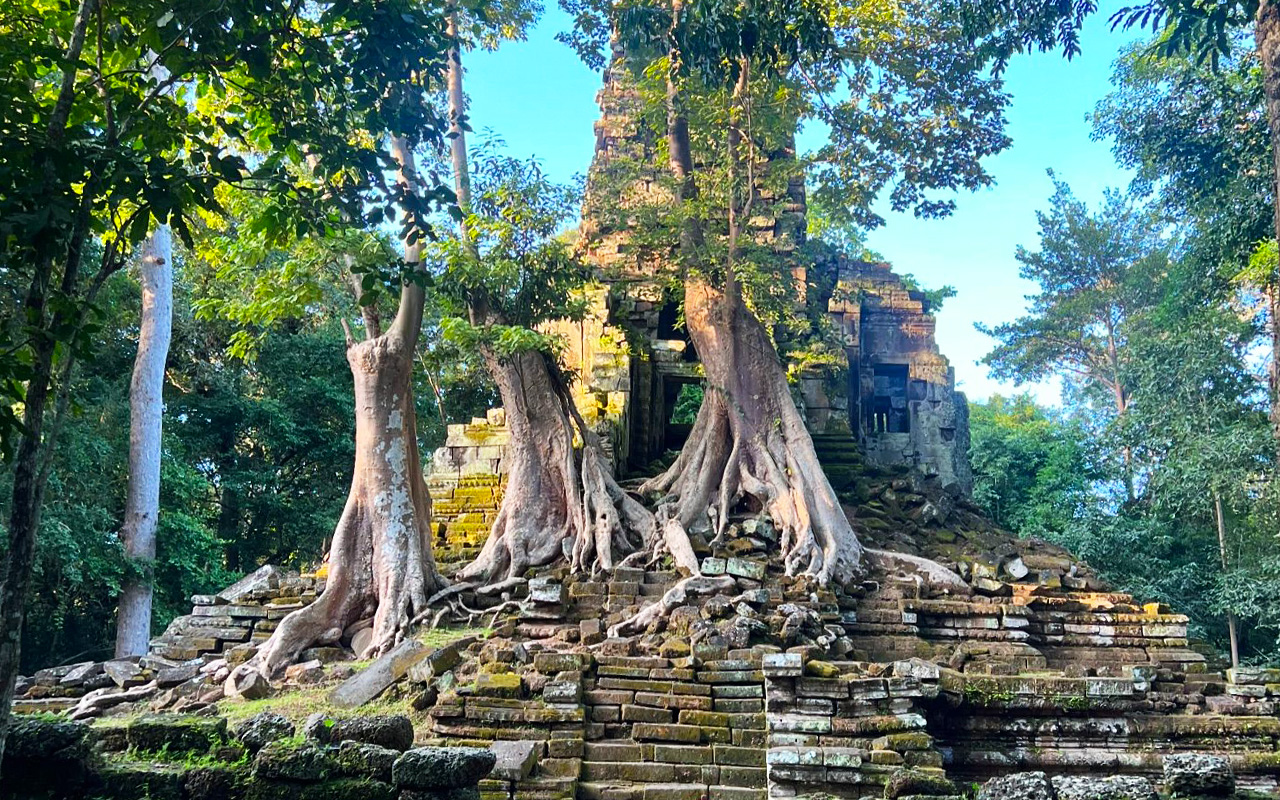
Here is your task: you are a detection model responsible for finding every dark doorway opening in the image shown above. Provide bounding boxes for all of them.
[869,363,910,433]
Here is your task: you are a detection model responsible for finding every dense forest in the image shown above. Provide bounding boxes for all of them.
[6,0,1280,771]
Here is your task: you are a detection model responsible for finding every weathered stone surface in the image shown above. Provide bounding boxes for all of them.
[306,714,415,751]
[233,712,296,753]
[977,772,1054,800]
[334,741,401,782]
[1163,754,1235,797]
[329,639,427,708]
[253,740,335,782]
[1052,775,1157,800]
[127,714,227,755]
[225,665,273,700]
[104,659,143,687]
[489,740,540,781]
[157,661,203,687]
[219,564,285,602]
[392,747,496,789]
[1,715,93,792]
[886,768,957,799]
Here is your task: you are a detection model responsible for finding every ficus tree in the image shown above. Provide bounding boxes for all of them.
[552,0,1070,621]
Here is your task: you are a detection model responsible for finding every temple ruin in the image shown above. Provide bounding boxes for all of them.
[427,57,972,552]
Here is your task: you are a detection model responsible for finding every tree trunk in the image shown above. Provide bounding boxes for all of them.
[1213,491,1240,669]
[0,0,98,770]
[116,227,174,658]
[457,350,659,589]
[443,25,659,590]
[1256,0,1280,459]
[242,140,445,678]
[639,7,967,598]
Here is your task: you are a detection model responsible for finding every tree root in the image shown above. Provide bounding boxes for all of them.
[867,548,971,595]
[608,575,736,638]
[459,350,662,590]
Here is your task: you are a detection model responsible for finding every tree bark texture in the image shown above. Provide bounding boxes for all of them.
[116,227,174,658]
[1214,492,1241,669]
[0,0,98,771]
[457,350,659,589]
[1255,0,1280,458]
[244,141,445,678]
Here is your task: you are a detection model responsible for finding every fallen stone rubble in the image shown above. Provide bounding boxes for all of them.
[3,710,495,800]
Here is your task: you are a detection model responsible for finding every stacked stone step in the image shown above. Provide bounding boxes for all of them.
[1013,586,1204,673]
[149,565,321,662]
[579,651,768,800]
[567,567,677,632]
[429,472,506,552]
[12,565,318,714]
[810,433,863,493]
[427,649,588,800]
[933,667,1280,791]
[763,653,946,799]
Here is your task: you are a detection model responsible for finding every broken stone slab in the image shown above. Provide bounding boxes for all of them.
[157,662,203,688]
[489,740,540,781]
[977,771,1054,800]
[392,746,496,790]
[1053,775,1157,800]
[1163,754,1235,797]
[329,638,428,709]
[190,594,227,606]
[333,741,399,782]
[305,713,415,751]
[285,660,326,685]
[762,652,803,677]
[103,660,143,688]
[126,713,227,755]
[217,564,285,603]
[527,577,564,605]
[224,665,272,700]
[192,604,267,619]
[892,658,940,681]
[67,681,158,721]
[58,662,101,688]
[233,712,295,753]
[253,740,335,782]
[725,558,766,580]
[701,557,727,576]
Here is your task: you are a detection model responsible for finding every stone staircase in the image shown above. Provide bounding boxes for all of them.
[577,655,768,800]
[811,432,863,493]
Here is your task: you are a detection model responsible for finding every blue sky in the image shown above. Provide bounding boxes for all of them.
[465,10,1141,406]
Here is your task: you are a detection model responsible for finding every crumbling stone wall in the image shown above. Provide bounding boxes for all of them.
[828,260,973,494]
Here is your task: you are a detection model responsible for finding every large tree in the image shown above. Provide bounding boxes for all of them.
[554,0,1061,610]
[425,8,663,593]
[978,177,1170,494]
[0,0,458,763]
[115,227,174,658]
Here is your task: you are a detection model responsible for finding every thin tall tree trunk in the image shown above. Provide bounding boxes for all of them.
[1256,0,1280,460]
[1213,492,1240,669]
[0,0,98,771]
[116,227,174,658]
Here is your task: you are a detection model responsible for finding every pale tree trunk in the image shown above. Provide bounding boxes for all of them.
[1213,492,1241,669]
[444,24,659,591]
[1256,0,1280,461]
[115,226,174,658]
[624,9,966,629]
[240,140,446,679]
[0,0,97,770]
